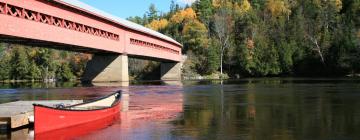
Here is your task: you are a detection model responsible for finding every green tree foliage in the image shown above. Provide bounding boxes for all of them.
[206,39,221,74]
[10,46,29,80]
[194,0,213,27]
[0,44,89,81]
[0,54,11,80]
[130,0,359,78]
[28,60,42,80]
[182,20,209,53]
[147,4,159,22]
[57,62,75,81]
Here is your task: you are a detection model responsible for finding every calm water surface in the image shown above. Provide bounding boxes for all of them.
[0,78,360,140]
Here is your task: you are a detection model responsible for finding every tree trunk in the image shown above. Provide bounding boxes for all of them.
[220,48,224,78]
[308,36,326,65]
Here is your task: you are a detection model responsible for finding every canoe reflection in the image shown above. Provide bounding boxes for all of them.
[35,114,119,140]
[77,92,183,139]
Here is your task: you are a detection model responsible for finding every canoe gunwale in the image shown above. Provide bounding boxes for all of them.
[33,90,122,112]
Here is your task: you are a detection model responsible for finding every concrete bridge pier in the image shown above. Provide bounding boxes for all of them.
[160,62,182,80]
[82,54,129,82]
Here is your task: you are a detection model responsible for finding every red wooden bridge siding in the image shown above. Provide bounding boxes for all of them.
[0,0,182,62]
[0,0,182,82]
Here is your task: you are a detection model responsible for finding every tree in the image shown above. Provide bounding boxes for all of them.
[234,0,252,17]
[28,60,42,80]
[0,52,11,80]
[10,46,29,80]
[146,19,169,31]
[214,8,233,77]
[147,4,159,22]
[182,20,209,53]
[57,62,75,81]
[37,48,58,81]
[170,0,178,15]
[266,0,292,19]
[195,0,214,27]
[170,8,197,24]
[127,16,144,25]
[206,39,220,74]
[303,0,340,65]
[70,53,91,77]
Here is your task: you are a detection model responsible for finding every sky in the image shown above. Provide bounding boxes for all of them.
[78,0,196,19]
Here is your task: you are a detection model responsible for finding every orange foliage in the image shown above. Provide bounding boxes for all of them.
[246,38,254,49]
[246,38,255,60]
[170,8,197,24]
[333,0,342,12]
[73,53,91,64]
[146,19,169,31]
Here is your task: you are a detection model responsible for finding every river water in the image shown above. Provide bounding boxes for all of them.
[0,78,360,140]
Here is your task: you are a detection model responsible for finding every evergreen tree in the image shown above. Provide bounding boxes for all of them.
[147,4,159,22]
[10,46,29,80]
[27,60,42,80]
[206,39,220,74]
[57,62,75,81]
[195,0,213,27]
[0,53,11,80]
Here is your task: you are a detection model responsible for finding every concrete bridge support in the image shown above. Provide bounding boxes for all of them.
[82,54,129,82]
[160,62,181,80]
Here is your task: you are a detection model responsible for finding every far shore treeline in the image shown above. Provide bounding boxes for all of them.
[0,0,359,81]
[128,0,360,79]
[0,44,90,82]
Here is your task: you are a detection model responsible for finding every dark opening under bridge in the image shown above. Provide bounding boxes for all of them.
[0,0,182,82]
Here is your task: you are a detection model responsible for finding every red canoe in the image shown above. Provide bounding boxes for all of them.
[35,114,120,140]
[33,90,122,134]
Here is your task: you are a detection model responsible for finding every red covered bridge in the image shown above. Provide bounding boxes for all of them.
[0,0,182,82]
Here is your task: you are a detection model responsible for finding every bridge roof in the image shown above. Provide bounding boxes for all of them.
[54,0,182,47]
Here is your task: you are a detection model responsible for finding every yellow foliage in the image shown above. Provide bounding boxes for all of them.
[241,0,252,12]
[170,8,197,24]
[234,0,252,16]
[28,50,37,58]
[183,20,207,34]
[246,38,254,60]
[212,0,233,9]
[332,0,342,12]
[145,19,169,31]
[212,0,221,8]
[182,20,209,48]
[266,0,291,17]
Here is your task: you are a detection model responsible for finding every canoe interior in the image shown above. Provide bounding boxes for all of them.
[68,92,120,110]
[34,91,122,111]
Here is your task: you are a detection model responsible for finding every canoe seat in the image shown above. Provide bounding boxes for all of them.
[69,106,109,110]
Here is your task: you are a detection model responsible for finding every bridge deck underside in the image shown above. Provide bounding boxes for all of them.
[0,35,113,54]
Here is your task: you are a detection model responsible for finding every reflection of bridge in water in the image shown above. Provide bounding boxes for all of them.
[80,88,184,139]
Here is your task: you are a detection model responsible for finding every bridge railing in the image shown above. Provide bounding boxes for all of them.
[0,2,119,41]
[130,38,179,55]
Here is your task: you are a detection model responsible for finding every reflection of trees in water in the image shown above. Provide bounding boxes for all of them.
[171,80,360,140]
[0,81,80,89]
